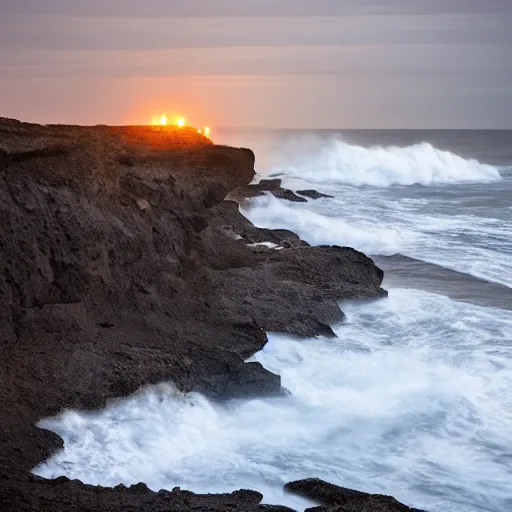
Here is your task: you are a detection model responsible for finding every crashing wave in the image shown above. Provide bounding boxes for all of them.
[242,195,406,256]
[268,137,502,187]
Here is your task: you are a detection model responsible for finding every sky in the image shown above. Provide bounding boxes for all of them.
[0,0,511,128]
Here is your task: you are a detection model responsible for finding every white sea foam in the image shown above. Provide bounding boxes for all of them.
[260,135,501,187]
[34,289,512,512]
[247,241,282,249]
[236,132,512,287]
[242,195,407,256]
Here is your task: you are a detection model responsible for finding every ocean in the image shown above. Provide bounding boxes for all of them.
[34,130,512,512]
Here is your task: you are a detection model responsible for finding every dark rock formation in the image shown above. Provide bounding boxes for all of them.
[229,179,334,203]
[212,201,309,248]
[285,479,426,512]
[230,178,307,202]
[0,118,393,511]
[296,190,334,200]
[1,471,296,512]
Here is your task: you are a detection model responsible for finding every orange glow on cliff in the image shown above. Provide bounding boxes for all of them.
[198,127,211,138]
[151,113,168,126]
[150,114,211,139]
[151,114,188,127]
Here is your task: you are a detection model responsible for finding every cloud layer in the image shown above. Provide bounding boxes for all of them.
[0,1,510,127]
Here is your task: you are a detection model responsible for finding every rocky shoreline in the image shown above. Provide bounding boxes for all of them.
[0,118,421,511]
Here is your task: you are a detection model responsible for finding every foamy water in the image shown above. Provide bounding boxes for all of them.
[35,289,512,512]
[260,136,501,187]
[34,132,512,511]
[237,133,511,287]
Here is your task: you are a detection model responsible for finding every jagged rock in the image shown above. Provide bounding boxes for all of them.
[231,180,334,203]
[210,201,310,248]
[230,178,307,202]
[0,470,296,512]
[272,187,308,202]
[284,479,426,512]
[296,190,334,200]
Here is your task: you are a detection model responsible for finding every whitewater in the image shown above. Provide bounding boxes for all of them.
[34,130,512,512]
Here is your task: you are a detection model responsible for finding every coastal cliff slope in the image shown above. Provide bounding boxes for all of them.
[0,118,420,511]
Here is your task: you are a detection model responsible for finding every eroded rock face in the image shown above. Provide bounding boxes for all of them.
[0,118,389,511]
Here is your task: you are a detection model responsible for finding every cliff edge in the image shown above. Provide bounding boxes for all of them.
[0,118,416,512]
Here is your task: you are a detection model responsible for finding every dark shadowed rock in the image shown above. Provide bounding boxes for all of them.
[284,479,426,512]
[230,180,334,203]
[0,470,297,512]
[230,178,308,202]
[212,201,310,248]
[272,187,308,202]
[296,190,334,200]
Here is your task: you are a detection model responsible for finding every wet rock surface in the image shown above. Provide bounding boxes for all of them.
[285,479,426,512]
[296,189,334,200]
[1,471,296,512]
[0,118,405,511]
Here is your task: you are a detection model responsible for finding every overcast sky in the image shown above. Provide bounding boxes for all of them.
[0,0,511,128]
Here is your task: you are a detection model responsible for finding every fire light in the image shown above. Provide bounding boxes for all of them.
[150,114,212,139]
[151,113,168,126]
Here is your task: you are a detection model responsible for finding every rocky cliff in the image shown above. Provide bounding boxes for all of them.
[0,118,420,511]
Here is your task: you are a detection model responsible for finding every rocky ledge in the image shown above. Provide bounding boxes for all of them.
[229,178,334,203]
[285,479,425,512]
[0,118,418,511]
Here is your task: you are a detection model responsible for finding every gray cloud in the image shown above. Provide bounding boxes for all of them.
[0,0,511,128]
[2,0,511,16]
[2,44,510,79]
[1,13,511,52]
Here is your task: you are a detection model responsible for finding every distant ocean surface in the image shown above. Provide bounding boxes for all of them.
[35,130,512,512]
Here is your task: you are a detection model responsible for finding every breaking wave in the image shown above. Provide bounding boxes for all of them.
[34,289,512,512]
[242,195,407,256]
[265,137,502,187]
